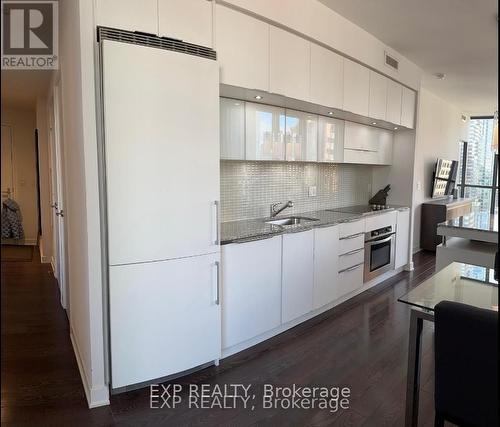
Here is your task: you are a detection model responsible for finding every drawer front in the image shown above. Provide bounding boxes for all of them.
[364,211,397,232]
[338,249,364,271]
[339,219,365,238]
[335,263,364,300]
[339,234,364,255]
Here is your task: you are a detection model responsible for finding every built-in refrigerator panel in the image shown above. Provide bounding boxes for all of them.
[102,39,220,266]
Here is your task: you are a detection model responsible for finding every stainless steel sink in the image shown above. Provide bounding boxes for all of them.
[265,216,319,226]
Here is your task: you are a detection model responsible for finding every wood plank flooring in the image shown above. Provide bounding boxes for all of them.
[1,249,445,426]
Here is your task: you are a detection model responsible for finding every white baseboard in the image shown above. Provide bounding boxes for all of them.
[40,255,51,264]
[70,331,110,408]
[413,246,422,254]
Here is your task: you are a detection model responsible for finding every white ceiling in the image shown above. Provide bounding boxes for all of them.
[319,0,498,115]
[1,70,53,110]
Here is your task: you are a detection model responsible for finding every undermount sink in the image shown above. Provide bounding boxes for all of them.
[265,216,319,226]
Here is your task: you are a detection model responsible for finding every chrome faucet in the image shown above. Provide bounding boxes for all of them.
[270,201,294,218]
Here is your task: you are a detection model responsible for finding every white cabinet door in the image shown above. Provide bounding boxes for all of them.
[377,129,394,165]
[221,236,282,349]
[318,116,344,162]
[220,98,245,160]
[343,59,370,116]
[344,121,379,152]
[245,102,285,160]
[368,71,387,121]
[310,43,343,109]
[215,5,269,91]
[386,80,403,125]
[335,263,364,300]
[103,40,219,265]
[401,87,416,129]
[395,209,410,269]
[109,253,221,388]
[159,0,213,47]
[282,230,314,323]
[313,225,339,309]
[270,26,310,101]
[285,110,318,161]
[96,0,158,34]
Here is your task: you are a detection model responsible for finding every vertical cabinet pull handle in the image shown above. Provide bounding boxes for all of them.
[214,261,220,305]
[213,200,220,245]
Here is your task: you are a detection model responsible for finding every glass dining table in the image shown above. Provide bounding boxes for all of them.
[398,262,498,427]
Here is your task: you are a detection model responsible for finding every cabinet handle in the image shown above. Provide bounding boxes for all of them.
[214,261,220,305]
[339,262,364,274]
[213,200,220,245]
[340,232,364,240]
[339,248,364,256]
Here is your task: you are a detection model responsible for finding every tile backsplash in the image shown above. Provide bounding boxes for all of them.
[220,160,373,222]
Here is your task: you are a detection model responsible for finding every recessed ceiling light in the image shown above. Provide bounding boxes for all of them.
[254,95,263,100]
[433,72,446,80]
[394,126,398,130]
[372,122,377,125]
[234,102,240,106]
[328,111,334,115]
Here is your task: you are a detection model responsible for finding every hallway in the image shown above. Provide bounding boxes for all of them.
[1,248,439,426]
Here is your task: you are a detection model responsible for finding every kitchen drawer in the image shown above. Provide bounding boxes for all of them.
[335,263,364,300]
[344,148,379,165]
[338,233,364,255]
[364,211,397,232]
[338,248,364,271]
[339,219,365,239]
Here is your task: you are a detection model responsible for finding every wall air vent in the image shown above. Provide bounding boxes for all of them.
[384,52,399,71]
[97,27,216,61]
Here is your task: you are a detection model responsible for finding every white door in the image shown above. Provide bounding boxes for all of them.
[313,225,340,309]
[109,252,221,388]
[1,125,14,202]
[48,83,68,310]
[102,40,220,265]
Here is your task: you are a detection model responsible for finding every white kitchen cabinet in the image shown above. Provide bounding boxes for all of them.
[269,26,310,101]
[215,5,269,91]
[285,110,318,161]
[344,122,394,165]
[245,102,285,160]
[386,80,403,125]
[282,231,314,323]
[220,98,245,160]
[313,225,339,309]
[401,87,416,129]
[377,129,394,165]
[336,263,364,300]
[343,59,370,117]
[109,253,221,388]
[96,0,158,34]
[318,116,344,162]
[159,0,213,47]
[221,236,282,349]
[395,209,410,269]
[368,71,387,121]
[310,43,343,109]
[344,121,379,152]
[364,211,397,232]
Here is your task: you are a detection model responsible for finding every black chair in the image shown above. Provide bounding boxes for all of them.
[434,301,498,427]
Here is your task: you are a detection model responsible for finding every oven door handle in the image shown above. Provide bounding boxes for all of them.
[366,235,394,246]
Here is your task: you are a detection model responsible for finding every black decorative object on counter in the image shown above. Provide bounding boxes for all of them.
[369,185,391,206]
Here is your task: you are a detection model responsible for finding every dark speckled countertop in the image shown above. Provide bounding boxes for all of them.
[221,206,409,244]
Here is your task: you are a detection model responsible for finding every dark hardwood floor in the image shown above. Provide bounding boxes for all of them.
[2,248,444,426]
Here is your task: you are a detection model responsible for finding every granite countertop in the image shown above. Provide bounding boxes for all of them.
[221,206,409,244]
[438,211,498,234]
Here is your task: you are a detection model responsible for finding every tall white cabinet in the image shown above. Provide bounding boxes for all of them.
[310,43,344,110]
[313,225,340,309]
[343,59,370,117]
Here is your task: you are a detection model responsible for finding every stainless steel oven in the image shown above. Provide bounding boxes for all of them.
[364,226,395,282]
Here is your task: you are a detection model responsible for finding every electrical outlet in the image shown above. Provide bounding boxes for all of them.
[308,186,317,197]
[416,181,422,191]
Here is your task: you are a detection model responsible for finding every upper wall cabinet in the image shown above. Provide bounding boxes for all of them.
[245,102,285,161]
[343,59,370,117]
[318,116,344,163]
[386,80,403,125]
[269,26,310,101]
[368,71,387,121]
[285,110,318,162]
[159,0,213,47]
[310,44,343,110]
[215,5,270,92]
[401,87,416,129]
[343,122,394,165]
[220,98,245,160]
[96,0,158,34]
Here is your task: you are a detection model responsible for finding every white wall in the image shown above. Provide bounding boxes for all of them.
[411,88,468,251]
[35,97,53,262]
[1,108,39,243]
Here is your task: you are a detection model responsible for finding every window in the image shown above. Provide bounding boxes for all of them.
[457,117,499,214]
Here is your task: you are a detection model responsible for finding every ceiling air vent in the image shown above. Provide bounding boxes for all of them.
[384,52,399,71]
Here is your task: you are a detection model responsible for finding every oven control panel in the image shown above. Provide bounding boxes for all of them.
[370,226,393,238]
